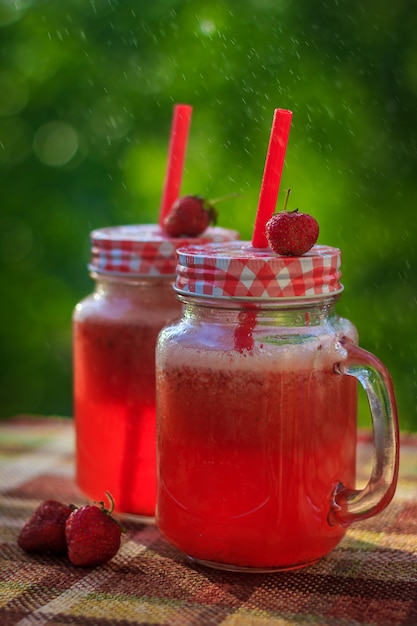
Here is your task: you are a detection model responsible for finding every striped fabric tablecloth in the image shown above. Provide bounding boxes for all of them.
[0,416,416,626]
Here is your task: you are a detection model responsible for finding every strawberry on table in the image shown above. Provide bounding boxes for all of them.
[265,189,319,256]
[18,500,73,554]
[65,492,122,567]
[163,195,217,237]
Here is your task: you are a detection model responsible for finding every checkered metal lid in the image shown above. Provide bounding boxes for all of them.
[175,241,343,299]
[89,224,239,277]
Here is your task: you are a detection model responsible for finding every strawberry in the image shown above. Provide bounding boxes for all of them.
[163,195,217,237]
[265,189,319,256]
[18,499,73,554]
[65,492,122,567]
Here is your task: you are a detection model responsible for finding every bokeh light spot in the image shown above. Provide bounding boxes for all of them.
[0,0,33,27]
[199,19,216,36]
[33,121,79,166]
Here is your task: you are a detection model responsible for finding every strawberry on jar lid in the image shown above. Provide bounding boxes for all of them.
[89,224,239,277]
[175,241,343,299]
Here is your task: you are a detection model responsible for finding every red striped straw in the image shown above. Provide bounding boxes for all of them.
[159,104,193,226]
[251,108,292,248]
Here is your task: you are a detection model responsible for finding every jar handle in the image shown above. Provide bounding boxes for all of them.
[328,336,400,526]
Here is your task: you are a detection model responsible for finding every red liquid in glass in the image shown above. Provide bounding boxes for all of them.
[74,281,181,517]
[157,345,358,570]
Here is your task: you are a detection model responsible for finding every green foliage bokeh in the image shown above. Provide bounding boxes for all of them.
[0,0,416,430]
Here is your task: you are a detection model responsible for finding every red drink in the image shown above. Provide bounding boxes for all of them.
[156,241,398,571]
[73,225,238,517]
[156,337,358,570]
[74,277,180,517]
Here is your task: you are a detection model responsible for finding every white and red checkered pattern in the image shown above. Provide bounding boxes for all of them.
[175,242,343,299]
[89,224,239,276]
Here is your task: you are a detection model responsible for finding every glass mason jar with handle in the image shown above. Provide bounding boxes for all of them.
[156,241,399,571]
[73,224,238,519]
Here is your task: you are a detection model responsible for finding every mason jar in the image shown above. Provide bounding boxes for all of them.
[156,241,399,570]
[73,224,238,518]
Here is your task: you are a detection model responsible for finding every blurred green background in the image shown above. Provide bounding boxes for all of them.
[0,0,416,430]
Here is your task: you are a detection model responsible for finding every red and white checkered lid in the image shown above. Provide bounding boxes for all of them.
[175,242,343,299]
[89,224,239,277]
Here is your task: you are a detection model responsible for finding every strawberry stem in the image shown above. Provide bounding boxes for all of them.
[105,491,115,515]
[283,188,291,212]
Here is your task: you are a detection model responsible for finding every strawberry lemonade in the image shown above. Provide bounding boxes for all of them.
[157,318,358,570]
[156,241,399,571]
[73,225,238,517]
[74,276,178,517]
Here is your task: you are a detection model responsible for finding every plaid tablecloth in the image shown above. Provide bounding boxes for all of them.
[0,417,416,626]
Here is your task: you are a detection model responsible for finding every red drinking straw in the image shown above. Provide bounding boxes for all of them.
[251,108,293,248]
[159,104,193,226]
